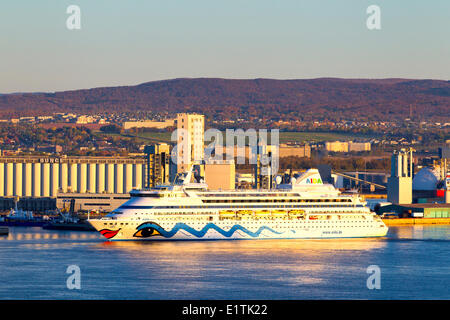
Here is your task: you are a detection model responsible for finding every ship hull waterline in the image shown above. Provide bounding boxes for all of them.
[89,219,388,241]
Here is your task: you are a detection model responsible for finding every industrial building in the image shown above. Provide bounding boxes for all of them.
[0,197,56,212]
[176,113,205,173]
[279,144,311,158]
[212,144,311,159]
[325,141,350,152]
[144,144,171,187]
[122,119,175,130]
[56,193,130,212]
[254,144,278,189]
[387,148,414,204]
[0,156,146,198]
[377,203,450,218]
[204,159,235,190]
[325,141,371,153]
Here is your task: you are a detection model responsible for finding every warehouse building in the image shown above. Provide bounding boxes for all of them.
[377,203,450,218]
[56,193,130,212]
[0,156,146,197]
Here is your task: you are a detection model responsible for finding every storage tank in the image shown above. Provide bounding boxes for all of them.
[446,175,450,204]
[125,163,133,192]
[135,163,143,189]
[25,163,32,196]
[412,167,439,191]
[51,163,59,197]
[116,164,124,193]
[61,163,68,193]
[89,163,96,193]
[6,163,13,196]
[14,163,22,196]
[107,163,115,193]
[70,163,78,192]
[78,163,87,193]
[42,163,50,197]
[412,167,440,199]
[33,163,41,197]
[97,163,105,193]
[0,163,4,196]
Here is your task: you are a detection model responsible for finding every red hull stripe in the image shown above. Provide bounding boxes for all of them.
[99,229,120,239]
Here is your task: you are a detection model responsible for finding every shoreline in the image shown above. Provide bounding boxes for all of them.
[382,218,450,226]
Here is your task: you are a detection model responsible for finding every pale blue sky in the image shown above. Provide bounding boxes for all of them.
[0,0,449,93]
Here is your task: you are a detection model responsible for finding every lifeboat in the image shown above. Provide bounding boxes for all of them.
[237,210,254,218]
[255,210,271,217]
[271,210,287,218]
[289,210,305,219]
[219,210,236,217]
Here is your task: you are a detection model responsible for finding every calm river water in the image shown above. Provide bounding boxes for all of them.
[0,225,449,299]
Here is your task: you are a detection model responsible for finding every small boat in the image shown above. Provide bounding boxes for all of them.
[0,201,48,227]
[43,220,95,231]
[0,226,8,236]
[42,200,95,231]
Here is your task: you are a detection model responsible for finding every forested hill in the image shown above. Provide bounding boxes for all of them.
[0,78,449,121]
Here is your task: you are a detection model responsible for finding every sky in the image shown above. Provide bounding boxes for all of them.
[0,0,449,93]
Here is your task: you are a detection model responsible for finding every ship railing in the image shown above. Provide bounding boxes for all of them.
[100,216,116,220]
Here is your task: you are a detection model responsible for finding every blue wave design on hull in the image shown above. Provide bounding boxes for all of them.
[137,222,282,238]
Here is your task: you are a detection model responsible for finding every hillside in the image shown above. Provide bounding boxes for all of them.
[0,78,449,121]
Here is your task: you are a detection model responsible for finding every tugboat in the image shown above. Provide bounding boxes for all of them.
[0,199,48,227]
[43,199,95,231]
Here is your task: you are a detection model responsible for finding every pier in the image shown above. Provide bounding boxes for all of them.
[382,217,450,226]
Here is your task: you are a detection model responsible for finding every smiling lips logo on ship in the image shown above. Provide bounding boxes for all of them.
[99,228,121,239]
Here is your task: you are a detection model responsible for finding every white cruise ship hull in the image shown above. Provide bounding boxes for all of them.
[89,217,388,241]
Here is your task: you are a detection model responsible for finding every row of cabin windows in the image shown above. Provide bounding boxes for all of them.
[202,198,352,203]
[130,210,368,217]
[134,210,366,216]
[104,221,374,228]
[120,204,362,210]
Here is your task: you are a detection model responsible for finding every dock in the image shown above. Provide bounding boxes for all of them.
[382,217,450,226]
[0,226,8,235]
[362,194,387,199]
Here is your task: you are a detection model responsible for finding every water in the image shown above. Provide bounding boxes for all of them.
[0,226,449,300]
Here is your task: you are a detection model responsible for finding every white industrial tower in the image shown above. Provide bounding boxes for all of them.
[387,148,414,204]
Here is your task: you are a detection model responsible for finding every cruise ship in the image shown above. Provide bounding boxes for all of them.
[88,168,388,241]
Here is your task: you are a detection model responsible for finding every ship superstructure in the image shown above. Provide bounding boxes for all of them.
[89,168,388,240]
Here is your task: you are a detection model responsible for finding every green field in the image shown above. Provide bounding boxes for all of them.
[277,131,372,143]
[95,131,172,144]
[102,130,374,144]
[124,131,173,143]
[96,130,375,146]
